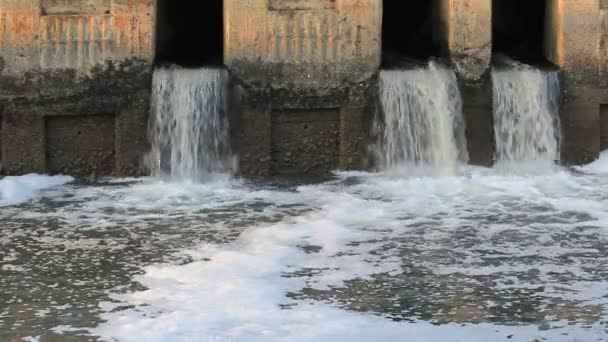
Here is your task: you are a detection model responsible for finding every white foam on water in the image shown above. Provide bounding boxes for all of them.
[0,174,74,207]
[148,66,235,182]
[377,62,468,175]
[87,166,608,342]
[492,62,561,166]
[576,150,608,175]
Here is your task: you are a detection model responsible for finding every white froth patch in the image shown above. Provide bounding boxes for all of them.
[576,150,608,174]
[0,174,74,207]
[93,169,607,341]
[94,198,407,341]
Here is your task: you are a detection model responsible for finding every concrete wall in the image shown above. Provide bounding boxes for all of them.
[442,0,492,82]
[546,0,605,164]
[0,0,153,176]
[0,0,606,177]
[225,0,381,89]
[225,0,381,175]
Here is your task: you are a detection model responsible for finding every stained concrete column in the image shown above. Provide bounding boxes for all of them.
[0,0,154,176]
[437,0,493,165]
[546,0,603,164]
[438,0,492,82]
[0,0,41,75]
[225,0,381,175]
[1,105,46,174]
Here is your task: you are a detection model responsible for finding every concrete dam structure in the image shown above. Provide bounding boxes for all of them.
[0,0,606,177]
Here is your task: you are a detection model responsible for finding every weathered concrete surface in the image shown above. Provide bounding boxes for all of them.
[435,0,492,166]
[0,0,153,176]
[545,0,604,165]
[438,0,492,81]
[560,86,605,165]
[236,82,375,176]
[225,0,381,89]
[461,78,494,166]
[0,0,152,74]
[271,109,339,175]
[0,0,605,176]
[1,60,151,176]
[226,0,379,175]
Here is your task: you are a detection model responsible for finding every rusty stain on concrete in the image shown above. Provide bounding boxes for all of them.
[0,0,153,75]
[0,0,606,175]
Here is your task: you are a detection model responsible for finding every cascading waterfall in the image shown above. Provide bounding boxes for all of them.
[492,62,561,164]
[377,62,468,174]
[148,67,235,181]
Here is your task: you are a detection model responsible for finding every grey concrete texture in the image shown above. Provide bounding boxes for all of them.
[0,0,606,177]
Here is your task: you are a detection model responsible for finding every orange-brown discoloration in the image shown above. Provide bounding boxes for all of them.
[10,14,33,34]
[0,0,153,74]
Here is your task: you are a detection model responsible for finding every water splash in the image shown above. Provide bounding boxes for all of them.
[492,62,561,165]
[377,62,468,175]
[148,67,235,181]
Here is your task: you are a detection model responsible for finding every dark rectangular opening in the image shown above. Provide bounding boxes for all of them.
[492,0,548,65]
[155,0,223,66]
[382,1,442,66]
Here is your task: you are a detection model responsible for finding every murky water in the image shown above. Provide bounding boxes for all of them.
[2,164,608,341]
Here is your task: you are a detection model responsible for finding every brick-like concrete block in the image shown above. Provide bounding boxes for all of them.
[225,0,381,89]
[561,102,600,165]
[41,0,111,15]
[461,80,494,166]
[268,0,336,11]
[46,114,115,175]
[438,0,491,81]
[239,105,273,177]
[271,109,339,175]
[1,111,46,174]
[115,96,150,176]
[547,0,601,85]
[339,106,370,171]
[0,0,153,75]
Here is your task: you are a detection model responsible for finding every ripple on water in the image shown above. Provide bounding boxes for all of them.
[1,167,608,341]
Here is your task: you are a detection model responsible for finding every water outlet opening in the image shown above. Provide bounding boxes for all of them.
[155,0,224,66]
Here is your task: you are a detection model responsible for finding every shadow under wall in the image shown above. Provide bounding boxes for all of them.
[382,0,443,67]
[155,0,224,66]
[492,0,549,65]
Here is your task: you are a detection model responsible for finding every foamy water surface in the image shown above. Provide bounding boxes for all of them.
[1,162,608,341]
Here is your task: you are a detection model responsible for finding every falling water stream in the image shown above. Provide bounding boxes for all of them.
[492,62,561,164]
[148,67,234,181]
[378,62,468,174]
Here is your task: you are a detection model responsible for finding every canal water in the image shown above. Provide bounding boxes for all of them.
[1,63,608,341]
[2,161,608,341]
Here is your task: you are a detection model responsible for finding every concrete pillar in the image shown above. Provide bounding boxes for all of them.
[438,0,492,81]
[436,0,493,166]
[224,0,381,89]
[461,79,495,166]
[0,0,154,176]
[1,106,46,174]
[225,0,381,175]
[545,0,603,164]
[0,0,41,74]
